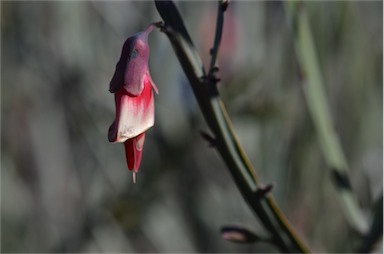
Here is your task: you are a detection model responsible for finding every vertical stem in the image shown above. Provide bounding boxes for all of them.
[209,0,226,73]
[285,1,368,235]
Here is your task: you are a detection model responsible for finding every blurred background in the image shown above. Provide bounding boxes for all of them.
[1,1,382,252]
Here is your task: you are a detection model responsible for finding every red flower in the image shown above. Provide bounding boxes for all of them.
[108,25,158,183]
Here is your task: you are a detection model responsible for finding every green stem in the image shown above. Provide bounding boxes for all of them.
[208,0,225,73]
[285,1,368,235]
[155,1,311,252]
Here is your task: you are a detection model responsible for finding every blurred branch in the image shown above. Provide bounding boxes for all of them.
[285,1,369,235]
[357,194,383,253]
[154,1,310,252]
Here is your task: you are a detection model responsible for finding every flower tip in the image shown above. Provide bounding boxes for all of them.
[133,172,136,184]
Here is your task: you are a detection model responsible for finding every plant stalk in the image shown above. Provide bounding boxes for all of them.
[155,1,311,252]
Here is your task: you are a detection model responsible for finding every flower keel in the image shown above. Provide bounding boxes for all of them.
[108,24,157,182]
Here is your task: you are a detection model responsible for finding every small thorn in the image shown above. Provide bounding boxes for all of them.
[199,130,217,147]
[254,183,274,199]
[133,172,136,184]
[212,66,220,73]
[207,72,221,84]
[221,0,230,12]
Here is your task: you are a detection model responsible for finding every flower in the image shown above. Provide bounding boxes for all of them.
[108,24,158,183]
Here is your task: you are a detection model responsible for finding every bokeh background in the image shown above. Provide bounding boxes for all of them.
[1,1,382,253]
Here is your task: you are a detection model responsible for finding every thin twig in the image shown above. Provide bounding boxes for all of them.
[208,0,226,74]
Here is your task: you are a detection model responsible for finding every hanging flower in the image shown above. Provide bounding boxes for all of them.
[108,24,158,183]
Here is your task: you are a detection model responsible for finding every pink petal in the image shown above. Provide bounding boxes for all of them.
[109,37,135,94]
[124,132,146,172]
[124,38,149,96]
[108,74,155,143]
[109,27,154,95]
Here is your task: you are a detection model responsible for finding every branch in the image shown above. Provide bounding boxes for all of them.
[154,1,310,252]
[284,1,369,235]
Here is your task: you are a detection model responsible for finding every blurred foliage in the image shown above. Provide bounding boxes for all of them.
[1,1,382,253]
